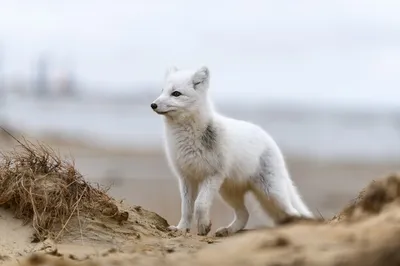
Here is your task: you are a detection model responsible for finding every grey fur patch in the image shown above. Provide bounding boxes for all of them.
[259,149,274,176]
[201,122,217,151]
[251,149,274,192]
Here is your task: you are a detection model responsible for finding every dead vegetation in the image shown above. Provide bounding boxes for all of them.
[0,138,125,241]
[331,173,400,223]
[0,137,166,243]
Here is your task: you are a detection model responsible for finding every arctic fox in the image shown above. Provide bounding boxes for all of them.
[150,66,313,237]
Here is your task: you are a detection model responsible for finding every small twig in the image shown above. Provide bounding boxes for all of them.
[23,177,44,237]
[54,187,87,241]
[0,127,33,154]
[315,208,325,220]
[77,208,84,245]
[65,179,80,188]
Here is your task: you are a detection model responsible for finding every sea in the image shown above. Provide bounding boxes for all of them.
[1,93,399,163]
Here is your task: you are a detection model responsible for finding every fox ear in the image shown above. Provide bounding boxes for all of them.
[165,66,178,79]
[192,66,210,90]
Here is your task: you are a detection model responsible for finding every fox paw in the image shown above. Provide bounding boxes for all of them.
[215,227,231,237]
[197,220,212,236]
[167,225,190,233]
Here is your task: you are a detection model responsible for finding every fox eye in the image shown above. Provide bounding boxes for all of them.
[171,91,182,97]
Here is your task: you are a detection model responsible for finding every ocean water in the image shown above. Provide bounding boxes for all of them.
[1,94,400,162]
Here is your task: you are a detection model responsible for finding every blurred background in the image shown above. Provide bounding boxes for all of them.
[0,0,399,230]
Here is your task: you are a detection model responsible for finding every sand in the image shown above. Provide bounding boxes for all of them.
[0,132,400,265]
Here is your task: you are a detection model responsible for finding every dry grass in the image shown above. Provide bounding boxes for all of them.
[331,173,400,223]
[0,136,120,241]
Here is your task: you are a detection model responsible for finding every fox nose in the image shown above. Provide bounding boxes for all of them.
[151,103,157,110]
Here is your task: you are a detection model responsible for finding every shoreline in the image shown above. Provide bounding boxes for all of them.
[2,127,399,164]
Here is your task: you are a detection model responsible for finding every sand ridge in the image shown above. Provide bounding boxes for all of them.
[5,173,400,266]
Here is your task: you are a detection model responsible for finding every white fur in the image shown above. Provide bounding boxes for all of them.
[151,66,314,237]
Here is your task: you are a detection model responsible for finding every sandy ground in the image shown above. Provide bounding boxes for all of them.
[0,131,400,265]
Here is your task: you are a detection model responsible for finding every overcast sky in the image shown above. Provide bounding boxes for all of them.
[1,0,400,107]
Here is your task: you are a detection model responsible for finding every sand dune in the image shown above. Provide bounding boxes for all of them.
[4,172,400,266]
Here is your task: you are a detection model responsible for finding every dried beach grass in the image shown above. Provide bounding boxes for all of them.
[0,134,119,241]
[331,173,400,223]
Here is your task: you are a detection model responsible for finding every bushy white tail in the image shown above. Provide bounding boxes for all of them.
[286,180,314,218]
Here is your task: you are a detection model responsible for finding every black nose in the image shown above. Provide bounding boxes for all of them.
[151,103,157,110]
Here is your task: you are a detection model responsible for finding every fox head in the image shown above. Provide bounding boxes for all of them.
[151,66,211,119]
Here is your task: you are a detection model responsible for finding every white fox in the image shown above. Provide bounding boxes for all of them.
[151,66,313,237]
